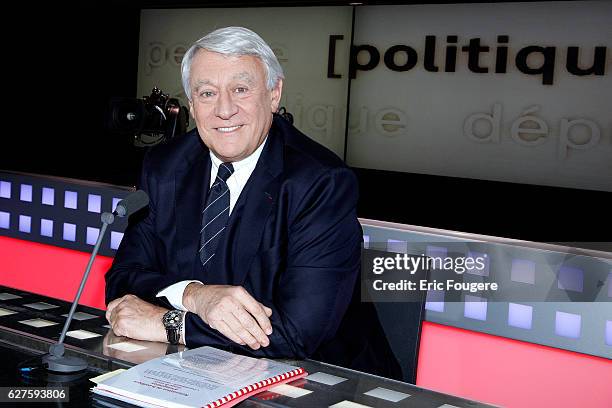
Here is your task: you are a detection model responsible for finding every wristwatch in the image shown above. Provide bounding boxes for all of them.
[162,309,184,345]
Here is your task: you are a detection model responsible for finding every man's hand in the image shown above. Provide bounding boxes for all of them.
[183,283,273,350]
[106,294,168,343]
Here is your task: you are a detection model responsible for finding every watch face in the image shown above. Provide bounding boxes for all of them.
[163,310,183,329]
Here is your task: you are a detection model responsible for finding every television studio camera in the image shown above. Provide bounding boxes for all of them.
[106,87,189,147]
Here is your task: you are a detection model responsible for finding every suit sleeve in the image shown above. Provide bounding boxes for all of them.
[105,151,177,307]
[185,167,362,358]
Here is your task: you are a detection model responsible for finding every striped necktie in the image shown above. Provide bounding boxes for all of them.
[199,162,234,267]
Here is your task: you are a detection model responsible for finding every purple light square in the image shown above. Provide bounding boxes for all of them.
[387,239,407,254]
[64,191,78,209]
[555,311,581,339]
[466,251,489,276]
[0,211,9,229]
[607,272,612,298]
[88,194,101,213]
[18,215,31,233]
[558,265,584,292]
[511,259,536,284]
[426,245,448,259]
[0,181,10,199]
[508,303,533,329]
[110,231,124,250]
[86,227,100,245]
[112,198,121,212]
[606,321,612,346]
[40,219,53,237]
[464,295,487,321]
[363,235,370,249]
[427,246,447,270]
[425,290,445,312]
[42,187,55,206]
[20,184,32,202]
[63,223,76,242]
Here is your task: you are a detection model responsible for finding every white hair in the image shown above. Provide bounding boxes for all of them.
[181,26,284,101]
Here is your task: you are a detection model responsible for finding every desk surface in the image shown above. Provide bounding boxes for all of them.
[0,286,494,408]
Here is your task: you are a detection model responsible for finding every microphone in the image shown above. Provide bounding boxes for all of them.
[31,190,150,373]
[114,190,149,217]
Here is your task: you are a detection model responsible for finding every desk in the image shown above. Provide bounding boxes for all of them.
[0,286,494,407]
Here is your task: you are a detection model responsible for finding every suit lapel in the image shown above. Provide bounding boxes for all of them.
[230,118,285,285]
[175,141,211,279]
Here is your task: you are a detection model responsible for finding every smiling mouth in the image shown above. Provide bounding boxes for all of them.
[216,125,243,133]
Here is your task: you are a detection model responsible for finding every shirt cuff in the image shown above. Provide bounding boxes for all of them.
[181,311,187,346]
[156,280,202,311]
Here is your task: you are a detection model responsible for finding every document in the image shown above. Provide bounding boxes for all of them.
[92,346,306,408]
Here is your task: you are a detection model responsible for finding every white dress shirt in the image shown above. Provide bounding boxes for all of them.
[155,138,267,340]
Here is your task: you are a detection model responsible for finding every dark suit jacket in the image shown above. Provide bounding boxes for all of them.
[106,115,401,379]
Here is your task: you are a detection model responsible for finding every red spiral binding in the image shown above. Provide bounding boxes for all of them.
[204,367,305,408]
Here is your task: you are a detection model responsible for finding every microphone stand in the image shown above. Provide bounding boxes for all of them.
[41,211,116,373]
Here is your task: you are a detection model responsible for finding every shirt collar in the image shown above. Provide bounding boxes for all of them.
[209,136,268,172]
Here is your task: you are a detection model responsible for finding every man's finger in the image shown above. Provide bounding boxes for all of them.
[110,317,125,337]
[237,292,273,336]
[211,320,245,346]
[109,300,126,325]
[108,301,124,324]
[232,307,269,347]
[106,297,124,322]
[223,313,260,350]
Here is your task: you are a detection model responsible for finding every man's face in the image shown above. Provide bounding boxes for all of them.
[188,50,282,162]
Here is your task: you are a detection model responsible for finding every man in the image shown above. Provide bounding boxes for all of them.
[105,27,401,379]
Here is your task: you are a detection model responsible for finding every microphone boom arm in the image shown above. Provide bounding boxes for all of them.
[43,212,116,373]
